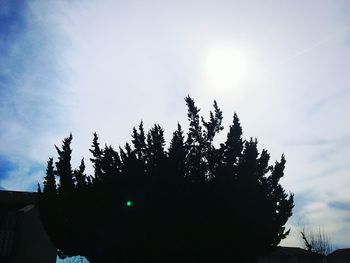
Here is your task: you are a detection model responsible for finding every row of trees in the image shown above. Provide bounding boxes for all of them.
[39,96,294,263]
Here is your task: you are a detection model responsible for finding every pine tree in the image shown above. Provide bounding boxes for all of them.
[185,95,205,183]
[201,100,223,143]
[201,100,224,179]
[43,157,57,195]
[146,124,165,174]
[55,134,74,195]
[223,113,243,167]
[74,158,87,189]
[132,121,146,161]
[90,132,103,181]
[168,123,186,178]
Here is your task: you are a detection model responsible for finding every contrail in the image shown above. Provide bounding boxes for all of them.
[261,24,350,75]
[283,24,350,64]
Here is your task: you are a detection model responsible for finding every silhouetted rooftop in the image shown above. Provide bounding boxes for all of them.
[327,248,350,260]
[0,190,38,207]
[272,247,312,256]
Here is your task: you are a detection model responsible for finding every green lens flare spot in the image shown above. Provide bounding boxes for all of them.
[126,201,132,207]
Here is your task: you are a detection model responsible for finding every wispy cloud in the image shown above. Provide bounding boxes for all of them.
[329,201,350,211]
[283,138,334,147]
[276,24,350,69]
[0,155,16,182]
[308,88,350,114]
[0,0,69,190]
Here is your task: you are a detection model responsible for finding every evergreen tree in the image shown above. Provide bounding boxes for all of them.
[39,96,294,263]
[201,100,223,143]
[146,124,166,175]
[43,157,57,195]
[185,95,205,182]
[90,132,103,181]
[223,113,243,167]
[74,158,87,189]
[131,121,146,161]
[55,134,74,195]
[168,123,186,178]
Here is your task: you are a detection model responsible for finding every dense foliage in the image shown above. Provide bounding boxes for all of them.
[38,96,294,263]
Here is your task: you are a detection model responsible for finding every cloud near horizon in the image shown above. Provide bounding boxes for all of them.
[1,0,350,250]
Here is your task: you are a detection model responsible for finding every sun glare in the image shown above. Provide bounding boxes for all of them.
[205,47,249,90]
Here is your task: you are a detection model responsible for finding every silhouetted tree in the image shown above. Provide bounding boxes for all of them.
[39,96,294,263]
[74,158,87,189]
[301,226,333,256]
[90,132,103,181]
[168,123,186,180]
[55,134,75,196]
[43,158,57,195]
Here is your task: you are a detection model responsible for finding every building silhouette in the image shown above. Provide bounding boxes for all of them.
[0,190,56,263]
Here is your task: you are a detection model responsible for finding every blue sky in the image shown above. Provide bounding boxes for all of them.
[1,0,349,251]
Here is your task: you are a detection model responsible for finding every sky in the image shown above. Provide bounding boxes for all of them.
[1,0,350,252]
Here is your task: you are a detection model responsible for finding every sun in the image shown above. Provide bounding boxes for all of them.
[205,47,249,90]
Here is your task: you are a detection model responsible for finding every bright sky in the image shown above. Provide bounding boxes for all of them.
[1,0,350,251]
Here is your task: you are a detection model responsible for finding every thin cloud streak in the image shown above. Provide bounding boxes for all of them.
[308,88,350,114]
[264,24,350,73]
[0,0,70,190]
